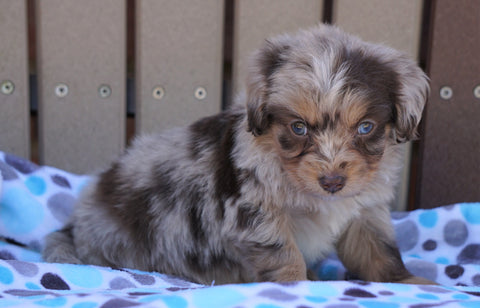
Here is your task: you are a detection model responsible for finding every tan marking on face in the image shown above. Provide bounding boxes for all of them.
[263,85,390,198]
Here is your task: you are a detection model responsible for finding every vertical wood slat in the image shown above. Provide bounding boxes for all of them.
[232,0,324,96]
[417,0,480,208]
[333,0,424,211]
[136,0,224,134]
[0,0,30,159]
[36,0,125,173]
[333,0,423,59]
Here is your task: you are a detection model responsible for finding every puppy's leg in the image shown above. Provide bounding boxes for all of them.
[247,241,307,282]
[336,206,435,285]
[42,224,82,264]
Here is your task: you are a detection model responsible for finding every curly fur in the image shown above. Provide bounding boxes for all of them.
[43,25,431,285]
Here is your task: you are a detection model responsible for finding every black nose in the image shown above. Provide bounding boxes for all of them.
[319,175,346,193]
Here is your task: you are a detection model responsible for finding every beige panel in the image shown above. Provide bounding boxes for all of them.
[0,0,30,158]
[232,0,324,95]
[136,0,224,134]
[36,0,125,173]
[333,0,423,58]
[333,0,424,211]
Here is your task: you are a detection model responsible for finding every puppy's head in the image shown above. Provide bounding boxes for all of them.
[246,25,429,198]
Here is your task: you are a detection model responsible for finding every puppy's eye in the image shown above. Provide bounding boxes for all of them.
[357,121,374,135]
[291,121,308,136]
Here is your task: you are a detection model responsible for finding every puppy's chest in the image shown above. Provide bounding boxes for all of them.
[290,207,356,265]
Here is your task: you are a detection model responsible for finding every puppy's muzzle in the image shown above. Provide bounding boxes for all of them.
[319,175,346,194]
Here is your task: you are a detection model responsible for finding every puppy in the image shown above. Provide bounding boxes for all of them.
[43,25,431,285]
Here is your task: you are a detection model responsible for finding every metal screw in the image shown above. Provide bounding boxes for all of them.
[55,83,69,98]
[1,80,15,95]
[152,86,165,100]
[474,85,480,99]
[439,86,453,100]
[194,86,207,100]
[98,84,112,98]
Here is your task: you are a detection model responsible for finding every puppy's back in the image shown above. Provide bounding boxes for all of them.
[43,109,251,284]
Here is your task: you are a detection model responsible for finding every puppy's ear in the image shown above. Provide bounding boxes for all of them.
[393,59,430,143]
[246,38,290,136]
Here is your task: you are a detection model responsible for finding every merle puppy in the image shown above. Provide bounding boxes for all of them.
[43,25,431,285]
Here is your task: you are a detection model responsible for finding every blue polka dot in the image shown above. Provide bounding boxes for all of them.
[305,295,327,303]
[318,264,338,280]
[0,265,14,284]
[358,300,400,308]
[387,296,417,304]
[160,295,188,308]
[138,294,165,303]
[435,257,450,265]
[57,264,103,288]
[419,211,438,228]
[459,301,480,307]
[460,203,480,224]
[25,282,42,290]
[310,282,339,297]
[416,293,439,300]
[192,286,245,308]
[72,303,97,308]
[34,297,67,307]
[25,176,47,196]
[453,293,471,300]
[0,188,45,234]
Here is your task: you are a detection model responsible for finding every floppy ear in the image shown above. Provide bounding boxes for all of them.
[393,58,430,143]
[246,38,290,136]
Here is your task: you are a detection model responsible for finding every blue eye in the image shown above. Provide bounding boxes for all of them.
[291,121,307,136]
[357,122,374,135]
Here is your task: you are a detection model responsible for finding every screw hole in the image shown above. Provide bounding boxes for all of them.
[474,85,480,99]
[152,86,165,100]
[55,83,69,98]
[194,87,207,100]
[1,80,15,95]
[98,84,112,98]
[439,86,453,100]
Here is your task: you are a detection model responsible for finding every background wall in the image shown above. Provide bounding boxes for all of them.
[1,0,478,210]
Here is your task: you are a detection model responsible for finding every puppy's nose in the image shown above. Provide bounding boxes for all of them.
[319,175,346,193]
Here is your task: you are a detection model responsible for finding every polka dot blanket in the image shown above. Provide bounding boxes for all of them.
[0,151,479,307]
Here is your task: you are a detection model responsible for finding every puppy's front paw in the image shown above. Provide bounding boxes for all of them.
[261,264,307,282]
[307,269,319,281]
[250,242,307,282]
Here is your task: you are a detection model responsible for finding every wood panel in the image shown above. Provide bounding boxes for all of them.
[417,0,480,208]
[135,0,224,134]
[333,0,424,211]
[36,0,126,173]
[333,0,423,59]
[0,0,30,158]
[231,0,324,97]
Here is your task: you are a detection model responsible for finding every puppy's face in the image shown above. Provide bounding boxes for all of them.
[246,25,429,198]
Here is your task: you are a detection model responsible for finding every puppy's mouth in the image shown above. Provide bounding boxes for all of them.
[309,189,360,202]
